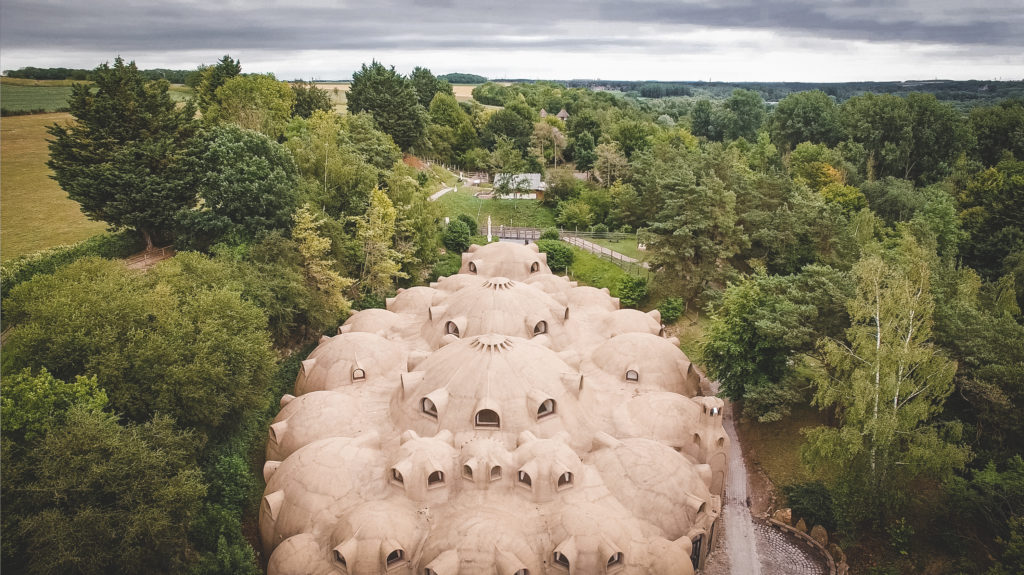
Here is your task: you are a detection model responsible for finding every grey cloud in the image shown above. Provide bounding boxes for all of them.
[2,0,1021,55]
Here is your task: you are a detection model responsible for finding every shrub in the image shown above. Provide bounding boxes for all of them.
[536,240,573,272]
[619,224,634,234]
[1,231,142,298]
[429,252,463,281]
[591,223,609,238]
[443,220,471,254]
[616,275,648,308]
[456,213,478,235]
[540,227,561,240]
[658,297,685,324]
[783,482,836,532]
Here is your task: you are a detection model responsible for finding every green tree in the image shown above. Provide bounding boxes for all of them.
[291,80,333,119]
[616,275,648,308]
[970,99,1024,167]
[594,142,629,186]
[6,408,205,575]
[409,66,453,108]
[357,188,407,296]
[803,235,969,528]
[690,99,717,140]
[443,219,471,254]
[721,89,765,142]
[771,90,843,152]
[572,131,597,172]
[481,108,534,153]
[47,57,198,249]
[347,61,426,150]
[556,198,595,230]
[195,55,241,113]
[206,73,295,138]
[488,135,527,174]
[959,158,1024,280]
[535,239,573,271]
[176,124,299,249]
[2,256,276,439]
[1,368,108,444]
[292,205,354,320]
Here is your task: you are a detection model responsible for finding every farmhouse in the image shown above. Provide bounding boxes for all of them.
[493,172,546,200]
[261,241,727,574]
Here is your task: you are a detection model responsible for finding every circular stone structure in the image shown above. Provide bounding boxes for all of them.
[260,241,729,574]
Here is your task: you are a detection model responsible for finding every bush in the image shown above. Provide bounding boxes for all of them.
[658,297,685,324]
[591,223,609,238]
[783,482,836,532]
[616,275,648,308]
[536,240,573,272]
[429,251,463,281]
[540,227,561,241]
[443,220,471,254]
[619,224,634,234]
[1,231,143,299]
[456,214,478,235]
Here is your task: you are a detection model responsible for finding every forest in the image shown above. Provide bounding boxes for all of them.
[1,55,1022,574]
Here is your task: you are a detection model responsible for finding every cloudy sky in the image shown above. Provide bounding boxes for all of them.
[1,0,1022,82]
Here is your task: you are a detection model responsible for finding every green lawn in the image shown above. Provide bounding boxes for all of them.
[1,113,106,260]
[437,187,557,231]
[564,247,629,297]
[586,235,645,260]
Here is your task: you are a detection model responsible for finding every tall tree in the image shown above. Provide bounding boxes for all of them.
[292,205,354,320]
[409,66,453,108]
[771,90,843,152]
[176,124,299,249]
[47,57,198,248]
[206,73,295,138]
[358,188,407,295]
[721,89,766,142]
[346,61,425,150]
[803,235,969,527]
[291,80,333,119]
[195,54,241,113]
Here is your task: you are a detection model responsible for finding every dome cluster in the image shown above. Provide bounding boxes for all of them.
[261,242,729,575]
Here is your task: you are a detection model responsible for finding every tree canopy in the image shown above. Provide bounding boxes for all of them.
[346,61,426,150]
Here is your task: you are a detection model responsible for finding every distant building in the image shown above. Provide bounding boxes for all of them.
[493,173,546,200]
[539,108,548,118]
[556,108,569,121]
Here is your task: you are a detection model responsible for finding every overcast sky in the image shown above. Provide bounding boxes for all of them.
[1,0,1022,82]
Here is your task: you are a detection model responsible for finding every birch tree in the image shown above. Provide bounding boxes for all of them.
[357,188,407,296]
[803,233,968,526]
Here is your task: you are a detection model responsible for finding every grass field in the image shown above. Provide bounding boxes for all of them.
[437,187,557,230]
[1,83,75,113]
[1,113,106,260]
[565,247,630,297]
[587,236,645,260]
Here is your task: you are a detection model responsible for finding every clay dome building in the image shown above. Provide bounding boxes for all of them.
[261,241,728,574]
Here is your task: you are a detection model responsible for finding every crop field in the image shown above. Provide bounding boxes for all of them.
[1,113,106,260]
[1,83,75,113]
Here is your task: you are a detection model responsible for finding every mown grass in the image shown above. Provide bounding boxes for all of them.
[736,401,827,489]
[586,235,645,260]
[437,188,557,231]
[1,113,106,260]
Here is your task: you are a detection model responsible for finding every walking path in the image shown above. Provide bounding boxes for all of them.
[428,186,456,201]
[561,235,648,267]
[702,378,827,575]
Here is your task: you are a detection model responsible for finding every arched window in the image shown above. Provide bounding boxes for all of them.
[468,261,477,273]
[608,552,623,566]
[490,466,502,481]
[698,502,707,514]
[625,369,639,382]
[333,549,347,567]
[391,468,404,485]
[531,261,540,273]
[710,406,721,416]
[445,321,460,337]
[351,368,366,380]
[518,470,532,487]
[427,470,445,487]
[557,471,573,489]
[386,549,404,566]
[514,570,530,575]
[717,437,725,448]
[425,569,437,575]
[463,464,473,480]
[421,398,438,419]
[553,551,570,568]
[475,409,500,428]
[693,433,701,444]
[533,320,548,335]
[537,399,556,419]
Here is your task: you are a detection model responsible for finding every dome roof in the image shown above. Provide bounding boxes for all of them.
[295,332,406,395]
[395,335,589,450]
[611,392,702,449]
[459,241,551,280]
[599,308,663,338]
[588,437,712,539]
[386,285,438,314]
[425,277,568,347]
[587,333,699,396]
[266,391,365,461]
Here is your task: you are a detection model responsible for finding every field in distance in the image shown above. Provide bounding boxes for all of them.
[1,112,106,260]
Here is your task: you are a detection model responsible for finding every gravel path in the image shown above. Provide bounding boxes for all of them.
[702,382,827,575]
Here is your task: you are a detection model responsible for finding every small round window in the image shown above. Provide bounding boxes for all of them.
[533,320,547,336]
[445,321,460,337]
[468,261,477,273]
[625,369,639,382]
[537,399,556,419]
[422,398,438,418]
[351,368,366,380]
[475,409,500,428]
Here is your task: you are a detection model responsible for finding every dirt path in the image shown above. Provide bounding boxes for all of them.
[429,185,456,201]
[561,235,650,268]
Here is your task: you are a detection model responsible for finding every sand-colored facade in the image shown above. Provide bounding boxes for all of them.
[261,242,728,574]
